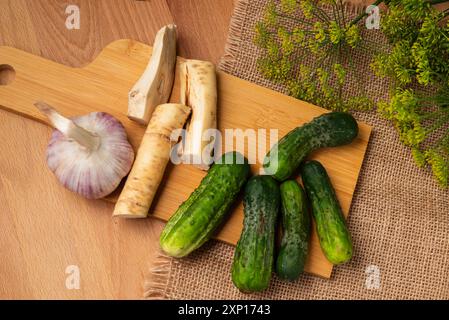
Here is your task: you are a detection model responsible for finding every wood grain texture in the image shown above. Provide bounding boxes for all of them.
[0,0,174,67]
[166,0,235,63]
[0,0,233,299]
[0,40,371,280]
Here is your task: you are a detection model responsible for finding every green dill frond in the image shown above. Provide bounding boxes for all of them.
[412,147,427,168]
[426,149,449,188]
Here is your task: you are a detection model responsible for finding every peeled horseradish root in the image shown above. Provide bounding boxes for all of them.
[179,59,217,170]
[34,101,135,199]
[128,24,177,124]
[113,103,191,218]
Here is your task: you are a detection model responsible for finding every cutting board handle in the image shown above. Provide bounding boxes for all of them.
[0,63,15,86]
[0,40,153,144]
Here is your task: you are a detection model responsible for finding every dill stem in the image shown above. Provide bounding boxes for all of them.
[350,0,386,26]
[277,12,314,26]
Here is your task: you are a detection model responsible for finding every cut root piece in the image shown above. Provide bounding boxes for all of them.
[128,24,177,125]
[180,59,217,170]
[113,103,191,218]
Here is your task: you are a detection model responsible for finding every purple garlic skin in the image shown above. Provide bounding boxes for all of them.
[46,112,134,199]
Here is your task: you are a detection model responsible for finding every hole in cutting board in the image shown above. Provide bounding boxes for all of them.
[0,64,15,86]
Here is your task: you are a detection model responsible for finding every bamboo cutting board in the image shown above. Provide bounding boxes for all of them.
[0,39,371,278]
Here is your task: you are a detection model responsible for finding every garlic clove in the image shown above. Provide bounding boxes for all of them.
[35,102,135,199]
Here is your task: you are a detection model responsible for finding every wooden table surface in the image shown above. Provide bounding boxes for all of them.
[0,0,234,299]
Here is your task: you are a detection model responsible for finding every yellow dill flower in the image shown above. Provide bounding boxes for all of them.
[280,0,297,15]
[333,63,346,85]
[345,25,361,48]
[292,27,306,44]
[313,22,327,45]
[347,96,373,112]
[317,67,333,98]
[254,22,271,48]
[266,38,280,59]
[426,150,449,188]
[278,27,295,55]
[300,0,314,19]
[264,1,278,27]
[287,79,304,100]
[329,21,345,45]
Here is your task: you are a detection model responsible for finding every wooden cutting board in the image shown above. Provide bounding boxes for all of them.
[0,39,371,278]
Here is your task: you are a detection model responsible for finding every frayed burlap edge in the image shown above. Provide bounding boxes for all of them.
[218,0,250,71]
[143,251,174,299]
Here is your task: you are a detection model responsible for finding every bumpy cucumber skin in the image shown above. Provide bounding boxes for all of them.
[276,180,310,281]
[264,112,359,181]
[301,160,353,265]
[160,152,250,258]
[231,175,280,292]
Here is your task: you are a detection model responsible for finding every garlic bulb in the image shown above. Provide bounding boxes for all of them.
[35,101,135,199]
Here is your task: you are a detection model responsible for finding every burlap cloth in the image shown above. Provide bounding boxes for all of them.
[144,0,449,299]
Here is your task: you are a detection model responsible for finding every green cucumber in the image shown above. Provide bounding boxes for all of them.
[276,180,310,281]
[264,112,358,181]
[231,175,280,292]
[301,160,352,265]
[160,152,250,258]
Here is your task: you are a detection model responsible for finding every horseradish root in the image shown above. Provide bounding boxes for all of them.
[128,24,177,124]
[180,59,217,170]
[113,103,191,218]
[34,101,135,199]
